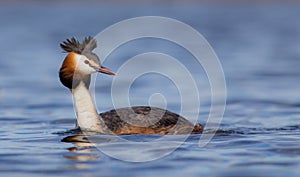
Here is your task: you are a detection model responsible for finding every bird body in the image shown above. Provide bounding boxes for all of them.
[59,37,203,135]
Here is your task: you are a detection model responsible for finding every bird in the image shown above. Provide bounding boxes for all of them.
[59,37,203,135]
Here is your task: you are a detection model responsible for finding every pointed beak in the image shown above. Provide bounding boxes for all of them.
[97,66,116,75]
[87,59,116,75]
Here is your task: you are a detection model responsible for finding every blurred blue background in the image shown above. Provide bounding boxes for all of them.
[0,1,299,177]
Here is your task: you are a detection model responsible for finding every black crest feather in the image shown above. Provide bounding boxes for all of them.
[82,36,97,52]
[60,36,97,54]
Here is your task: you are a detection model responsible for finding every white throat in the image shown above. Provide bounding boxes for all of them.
[72,81,106,133]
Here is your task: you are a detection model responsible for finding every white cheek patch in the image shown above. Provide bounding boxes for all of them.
[75,55,97,74]
[87,60,100,70]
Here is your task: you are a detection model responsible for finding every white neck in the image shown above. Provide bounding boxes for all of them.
[72,81,106,133]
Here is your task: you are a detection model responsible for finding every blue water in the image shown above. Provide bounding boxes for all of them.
[1,2,300,177]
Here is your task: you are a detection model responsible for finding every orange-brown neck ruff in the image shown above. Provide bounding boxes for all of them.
[59,52,90,90]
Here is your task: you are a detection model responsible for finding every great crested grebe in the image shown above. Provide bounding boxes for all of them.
[59,37,203,135]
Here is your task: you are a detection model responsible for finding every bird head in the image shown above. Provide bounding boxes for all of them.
[59,37,115,89]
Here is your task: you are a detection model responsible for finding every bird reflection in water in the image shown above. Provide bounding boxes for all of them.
[62,132,114,165]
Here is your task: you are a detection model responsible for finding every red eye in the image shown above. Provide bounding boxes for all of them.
[84,60,89,64]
